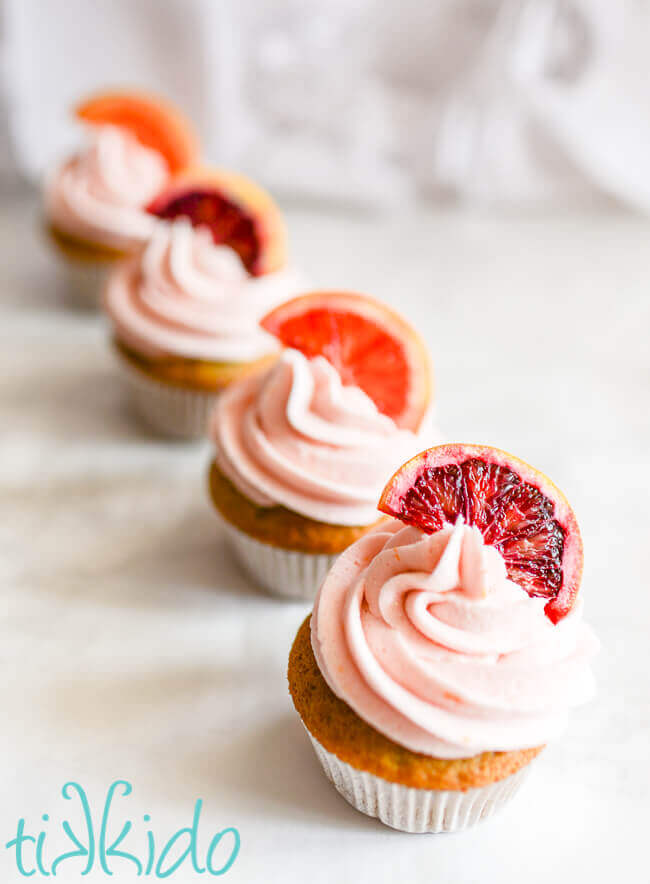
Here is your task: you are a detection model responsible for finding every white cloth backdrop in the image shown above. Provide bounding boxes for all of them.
[2,0,650,210]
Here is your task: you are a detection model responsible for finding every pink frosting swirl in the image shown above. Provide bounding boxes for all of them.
[212,349,437,525]
[312,518,598,758]
[45,125,168,250]
[104,219,303,361]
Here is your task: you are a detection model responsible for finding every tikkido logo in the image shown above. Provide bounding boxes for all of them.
[5,781,240,878]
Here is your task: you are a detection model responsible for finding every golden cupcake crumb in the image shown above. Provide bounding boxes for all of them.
[46,222,127,263]
[288,615,544,791]
[209,461,388,554]
[114,338,277,392]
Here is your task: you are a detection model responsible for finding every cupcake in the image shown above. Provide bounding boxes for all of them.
[44,89,199,305]
[208,291,438,600]
[104,213,302,439]
[289,443,598,832]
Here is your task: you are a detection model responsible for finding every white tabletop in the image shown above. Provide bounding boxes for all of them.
[1,191,647,883]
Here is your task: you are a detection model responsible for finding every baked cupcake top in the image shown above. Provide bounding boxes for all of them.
[311,517,598,758]
[104,219,303,362]
[45,126,168,251]
[211,349,436,525]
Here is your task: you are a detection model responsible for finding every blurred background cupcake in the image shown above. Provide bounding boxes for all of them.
[43,89,200,307]
[208,291,439,601]
[103,179,303,439]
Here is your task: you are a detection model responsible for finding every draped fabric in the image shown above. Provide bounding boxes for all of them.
[2,0,649,210]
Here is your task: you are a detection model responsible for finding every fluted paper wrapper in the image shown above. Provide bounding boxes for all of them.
[307,732,532,833]
[221,520,338,601]
[115,351,219,440]
[55,254,112,309]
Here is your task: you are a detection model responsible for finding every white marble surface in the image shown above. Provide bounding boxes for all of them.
[1,191,648,882]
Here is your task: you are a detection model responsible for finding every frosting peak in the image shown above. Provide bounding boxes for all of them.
[45,126,168,250]
[104,219,302,361]
[312,520,598,758]
[212,350,438,525]
[366,518,506,612]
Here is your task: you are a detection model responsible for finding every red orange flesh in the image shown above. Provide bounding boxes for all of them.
[147,166,287,276]
[379,443,583,623]
[75,89,200,174]
[261,291,432,431]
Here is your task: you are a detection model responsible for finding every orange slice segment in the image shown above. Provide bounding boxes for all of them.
[261,291,433,431]
[378,443,584,623]
[75,89,200,174]
[147,166,287,276]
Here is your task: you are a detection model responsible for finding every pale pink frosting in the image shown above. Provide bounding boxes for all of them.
[104,219,303,362]
[45,126,168,250]
[312,518,598,758]
[212,349,438,525]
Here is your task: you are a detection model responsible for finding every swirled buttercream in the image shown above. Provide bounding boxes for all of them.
[212,349,436,525]
[104,219,303,361]
[312,518,598,758]
[45,125,168,250]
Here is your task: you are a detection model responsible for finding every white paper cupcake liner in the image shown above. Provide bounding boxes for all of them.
[54,254,113,309]
[115,352,220,440]
[307,732,533,833]
[220,519,338,601]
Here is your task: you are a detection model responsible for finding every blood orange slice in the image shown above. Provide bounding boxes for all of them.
[75,89,200,174]
[378,443,583,623]
[147,167,287,276]
[261,291,432,431]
